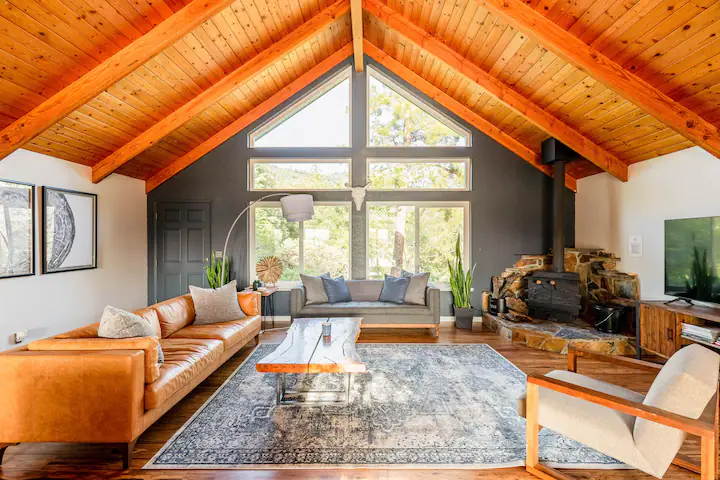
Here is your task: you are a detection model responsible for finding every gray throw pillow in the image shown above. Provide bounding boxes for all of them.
[401,270,430,305]
[300,273,330,304]
[190,280,245,325]
[321,276,352,303]
[99,305,164,363]
[380,275,410,304]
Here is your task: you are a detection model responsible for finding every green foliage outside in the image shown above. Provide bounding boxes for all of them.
[368,162,467,189]
[368,77,467,147]
[205,252,230,288]
[448,234,475,308]
[254,163,348,190]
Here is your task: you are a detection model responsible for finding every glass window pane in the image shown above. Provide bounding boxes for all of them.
[368,74,469,147]
[251,78,350,147]
[418,207,465,283]
[252,161,350,190]
[368,160,468,189]
[254,207,300,281]
[303,205,351,278]
[367,205,415,279]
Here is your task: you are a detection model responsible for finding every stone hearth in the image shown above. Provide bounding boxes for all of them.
[483,313,636,356]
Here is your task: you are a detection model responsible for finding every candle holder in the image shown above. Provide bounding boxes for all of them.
[322,322,332,342]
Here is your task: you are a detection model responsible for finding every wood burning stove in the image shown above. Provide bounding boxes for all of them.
[527,139,582,323]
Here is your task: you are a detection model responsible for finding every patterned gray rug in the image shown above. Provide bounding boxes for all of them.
[146,344,623,469]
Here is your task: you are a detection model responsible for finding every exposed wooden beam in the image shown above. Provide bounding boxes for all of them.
[473,0,720,161]
[146,45,354,192]
[364,40,577,191]
[92,0,351,183]
[0,0,239,162]
[364,0,627,182]
[350,0,364,71]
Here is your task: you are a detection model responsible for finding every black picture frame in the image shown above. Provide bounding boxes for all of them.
[0,178,35,279]
[41,186,98,274]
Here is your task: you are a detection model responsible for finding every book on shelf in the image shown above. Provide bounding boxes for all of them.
[681,323,720,342]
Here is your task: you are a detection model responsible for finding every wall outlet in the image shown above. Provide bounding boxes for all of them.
[13,330,28,344]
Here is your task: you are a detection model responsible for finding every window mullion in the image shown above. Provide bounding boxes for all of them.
[414,206,420,274]
[299,220,305,275]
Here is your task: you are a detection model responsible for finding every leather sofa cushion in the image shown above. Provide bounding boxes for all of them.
[145,338,223,409]
[134,307,163,338]
[170,315,261,349]
[152,295,196,338]
[238,292,260,316]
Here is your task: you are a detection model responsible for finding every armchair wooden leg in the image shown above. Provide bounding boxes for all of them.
[701,434,718,480]
[526,383,540,470]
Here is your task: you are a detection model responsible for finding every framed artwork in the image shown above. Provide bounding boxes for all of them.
[0,179,35,279]
[41,187,97,274]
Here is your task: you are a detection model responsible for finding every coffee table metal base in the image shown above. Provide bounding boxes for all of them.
[275,373,351,406]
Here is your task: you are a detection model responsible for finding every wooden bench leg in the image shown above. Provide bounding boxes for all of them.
[434,325,440,337]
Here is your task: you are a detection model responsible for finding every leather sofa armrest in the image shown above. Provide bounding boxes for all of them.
[0,350,145,443]
[290,286,306,320]
[29,337,161,384]
[426,286,441,324]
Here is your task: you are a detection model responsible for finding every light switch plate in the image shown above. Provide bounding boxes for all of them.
[13,330,27,344]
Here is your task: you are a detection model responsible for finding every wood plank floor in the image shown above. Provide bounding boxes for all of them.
[0,322,702,479]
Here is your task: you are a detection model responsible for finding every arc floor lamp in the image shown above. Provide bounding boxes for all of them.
[220,193,314,282]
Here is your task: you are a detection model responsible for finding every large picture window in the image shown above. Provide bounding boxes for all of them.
[367,158,470,190]
[367,202,470,284]
[250,159,351,191]
[250,203,351,286]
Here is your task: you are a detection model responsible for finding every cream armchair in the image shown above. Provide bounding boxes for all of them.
[522,345,719,479]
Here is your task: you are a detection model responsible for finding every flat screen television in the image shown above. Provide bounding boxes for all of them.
[665,216,720,304]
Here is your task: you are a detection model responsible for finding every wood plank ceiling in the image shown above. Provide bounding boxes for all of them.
[0,0,717,190]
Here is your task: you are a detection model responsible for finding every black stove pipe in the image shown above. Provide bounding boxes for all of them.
[552,160,565,273]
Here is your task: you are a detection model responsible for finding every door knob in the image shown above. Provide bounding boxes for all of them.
[204,258,209,262]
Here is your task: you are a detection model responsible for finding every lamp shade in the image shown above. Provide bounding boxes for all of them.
[281,194,314,222]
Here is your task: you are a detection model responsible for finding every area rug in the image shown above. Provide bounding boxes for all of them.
[146,344,624,469]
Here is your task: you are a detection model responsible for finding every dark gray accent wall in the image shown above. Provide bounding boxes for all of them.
[147,56,575,315]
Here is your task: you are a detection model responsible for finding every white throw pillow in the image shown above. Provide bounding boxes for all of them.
[190,280,246,325]
[99,305,164,363]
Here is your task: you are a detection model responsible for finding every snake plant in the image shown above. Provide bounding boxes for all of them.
[205,252,230,288]
[448,233,475,308]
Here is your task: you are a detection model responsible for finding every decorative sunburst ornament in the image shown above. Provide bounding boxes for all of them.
[256,256,283,285]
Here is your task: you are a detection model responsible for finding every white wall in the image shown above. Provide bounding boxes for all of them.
[0,149,147,349]
[576,146,720,300]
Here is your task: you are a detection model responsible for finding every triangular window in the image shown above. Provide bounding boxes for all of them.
[249,67,351,147]
[367,66,470,147]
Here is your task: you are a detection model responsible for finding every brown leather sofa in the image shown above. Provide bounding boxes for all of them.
[0,291,261,469]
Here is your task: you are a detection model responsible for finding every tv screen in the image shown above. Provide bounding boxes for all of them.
[665,216,720,304]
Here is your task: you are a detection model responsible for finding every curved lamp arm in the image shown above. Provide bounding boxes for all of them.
[220,193,290,283]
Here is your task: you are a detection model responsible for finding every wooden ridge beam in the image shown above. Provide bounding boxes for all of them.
[473,0,720,161]
[364,0,627,182]
[364,40,577,191]
[0,0,239,162]
[350,0,364,71]
[146,44,354,192]
[93,0,351,183]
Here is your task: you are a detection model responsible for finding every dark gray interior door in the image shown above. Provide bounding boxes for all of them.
[156,202,211,301]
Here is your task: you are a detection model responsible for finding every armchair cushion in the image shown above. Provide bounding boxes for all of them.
[633,344,720,478]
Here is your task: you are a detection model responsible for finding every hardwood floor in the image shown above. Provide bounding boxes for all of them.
[0,323,702,479]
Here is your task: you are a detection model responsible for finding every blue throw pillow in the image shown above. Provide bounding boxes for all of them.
[321,276,352,303]
[380,274,410,304]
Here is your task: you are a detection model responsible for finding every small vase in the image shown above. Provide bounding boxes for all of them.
[454,306,474,329]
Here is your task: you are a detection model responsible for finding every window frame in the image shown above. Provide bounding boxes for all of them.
[366,158,471,191]
[248,201,353,289]
[248,158,352,192]
[365,201,471,290]
[248,66,353,148]
[366,65,472,148]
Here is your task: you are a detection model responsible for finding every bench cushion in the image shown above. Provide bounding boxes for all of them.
[299,301,432,316]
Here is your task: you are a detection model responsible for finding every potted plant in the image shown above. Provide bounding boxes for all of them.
[448,234,476,329]
[205,252,230,288]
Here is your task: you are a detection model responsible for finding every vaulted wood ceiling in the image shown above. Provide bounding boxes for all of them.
[0,0,718,192]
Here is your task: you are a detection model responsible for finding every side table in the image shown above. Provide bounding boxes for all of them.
[241,286,279,332]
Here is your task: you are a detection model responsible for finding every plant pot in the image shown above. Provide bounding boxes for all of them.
[454,306,474,329]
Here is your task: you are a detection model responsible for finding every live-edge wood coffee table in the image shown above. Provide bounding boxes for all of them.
[256,317,365,406]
